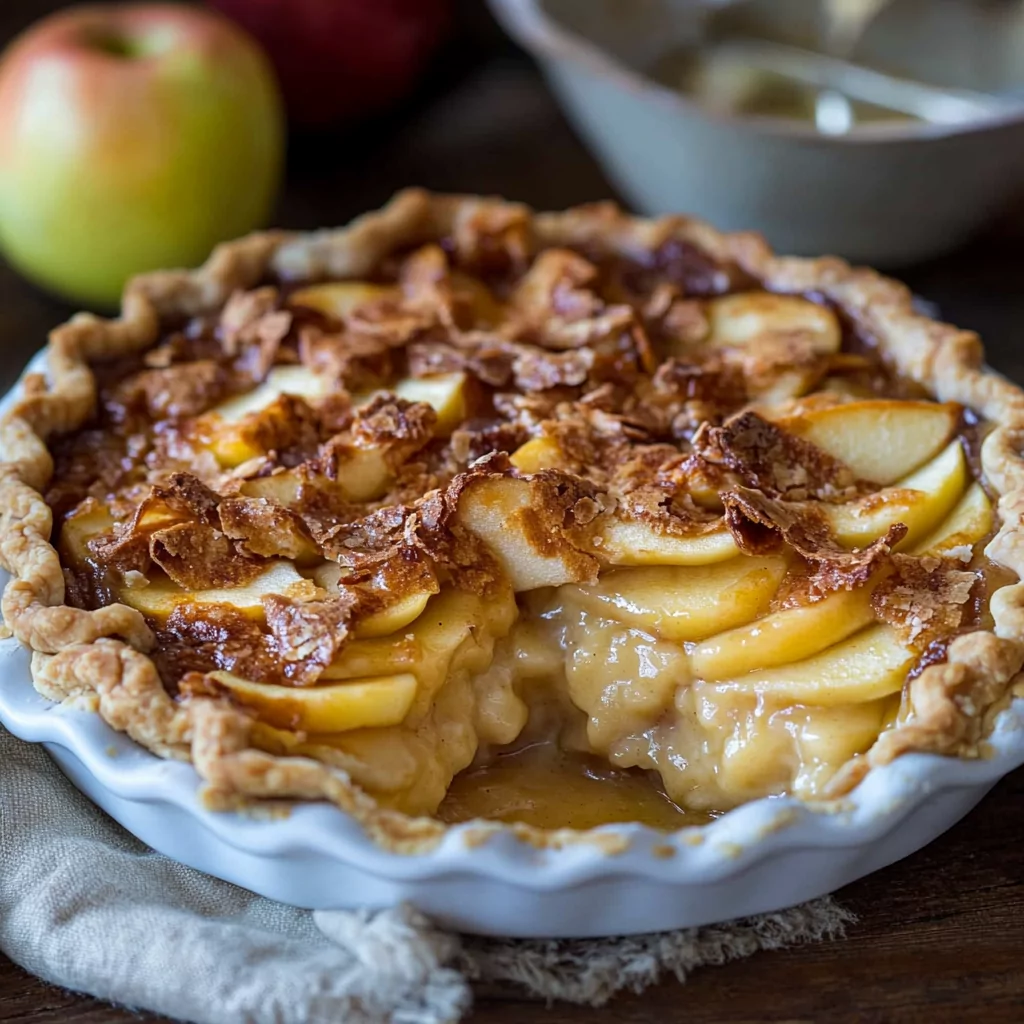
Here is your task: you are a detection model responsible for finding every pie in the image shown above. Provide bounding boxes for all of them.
[2,189,1023,850]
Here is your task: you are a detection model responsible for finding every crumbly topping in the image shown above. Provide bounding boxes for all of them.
[89,526,152,581]
[113,360,229,420]
[149,521,259,590]
[218,497,317,562]
[262,593,354,685]
[348,394,437,465]
[724,486,907,600]
[157,605,278,685]
[219,287,293,380]
[297,325,398,393]
[872,554,978,647]
[151,473,223,526]
[693,410,863,501]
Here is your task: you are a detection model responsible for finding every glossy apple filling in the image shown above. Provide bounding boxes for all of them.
[438,742,701,831]
[446,590,899,823]
[439,558,1003,829]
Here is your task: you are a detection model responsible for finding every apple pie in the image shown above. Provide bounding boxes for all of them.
[2,190,1023,848]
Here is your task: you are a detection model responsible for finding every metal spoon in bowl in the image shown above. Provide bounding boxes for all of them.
[816,0,892,133]
[692,38,1017,128]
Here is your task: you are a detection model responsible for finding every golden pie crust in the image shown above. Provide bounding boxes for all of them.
[3,189,1024,851]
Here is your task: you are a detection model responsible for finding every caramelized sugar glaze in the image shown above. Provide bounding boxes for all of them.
[46,222,1009,828]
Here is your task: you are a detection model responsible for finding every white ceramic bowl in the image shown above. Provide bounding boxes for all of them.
[3,355,1024,938]
[488,0,1024,266]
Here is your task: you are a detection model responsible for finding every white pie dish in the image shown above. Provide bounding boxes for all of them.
[2,355,1024,937]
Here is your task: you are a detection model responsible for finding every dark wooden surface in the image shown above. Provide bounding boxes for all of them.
[3,2,1024,1021]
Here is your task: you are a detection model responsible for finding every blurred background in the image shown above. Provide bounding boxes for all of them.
[0,0,1021,392]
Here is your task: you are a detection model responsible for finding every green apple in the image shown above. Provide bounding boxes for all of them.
[0,3,285,307]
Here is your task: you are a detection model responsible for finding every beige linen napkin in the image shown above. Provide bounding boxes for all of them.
[0,725,852,1023]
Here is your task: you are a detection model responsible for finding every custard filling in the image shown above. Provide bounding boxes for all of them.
[48,238,1010,829]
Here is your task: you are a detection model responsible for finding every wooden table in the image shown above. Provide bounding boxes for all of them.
[2,4,1024,1020]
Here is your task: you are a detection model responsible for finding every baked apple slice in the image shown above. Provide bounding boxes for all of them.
[706,293,841,354]
[61,499,192,568]
[791,697,901,771]
[326,447,394,503]
[509,436,563,474]
[203,366,332,467]
[322,634,422,682]
[717,695,897,798]
[119,560,309,624]
[356,592,433,638]
[456,475,597,591]
[350,372,469,439]
[323,586,517,687]
[783,399,959,484]
[214,365,331,423]
[691,584,877,680]
[822,440,968,549]
[60,504,117,566]
[308,562,434,639]
[687,293,844,404]
[507,440,740,565]
[715,623,914,706]
[571,556,787,642]
[911,482,993,559]
[240,471,303,507]
[391,373,468,436]
[288,281,399,319]
[209,670,417,732]
[596,519,740,566]
[241,448,392,505]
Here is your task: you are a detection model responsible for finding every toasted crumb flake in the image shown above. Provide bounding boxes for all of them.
[872,555,977,647]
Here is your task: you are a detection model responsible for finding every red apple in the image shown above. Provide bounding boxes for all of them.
[208,0,452,127]
[0,4,285,308]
